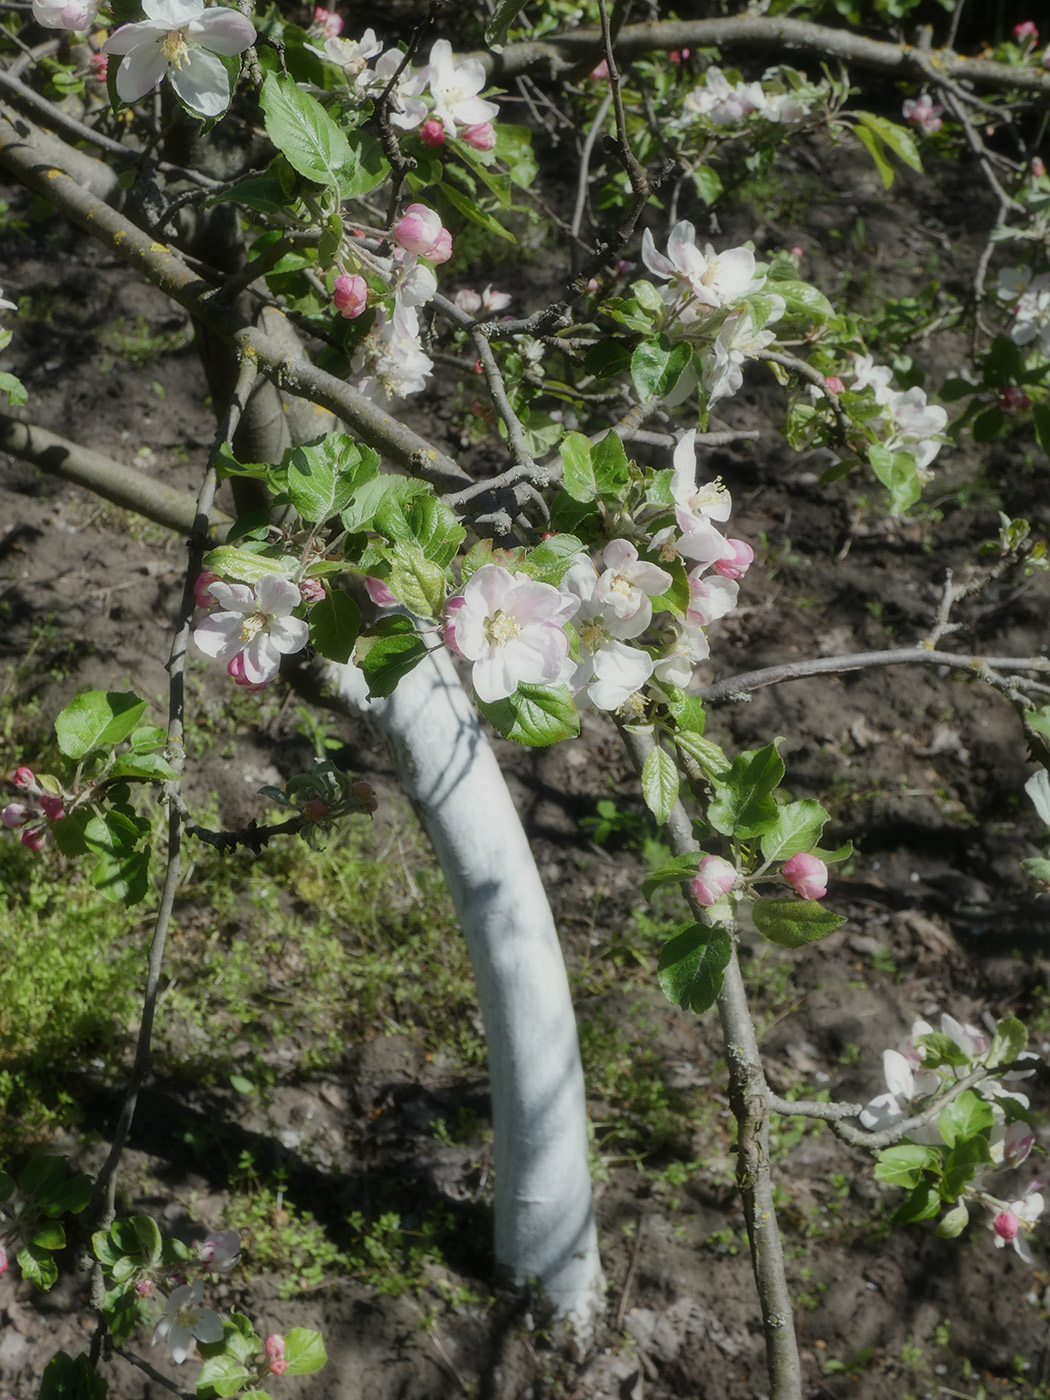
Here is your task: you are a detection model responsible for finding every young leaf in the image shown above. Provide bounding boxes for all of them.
[938,1090,994,1150]
[868,444,921,513]
[355,616,429,699]
[55,691,148,760]
[758,800,828,862]
[591,430,631,496]
[752,898,845,947]
[560,432,597,503]
[477,684,580,747]
[853,122,895,190]
[657,923,732,1014]
[854,110,922,172]
[631,337,692,403]
[641,852,702,901]
[388,543,447,619]
[283,1328,328,1376]
[942,1135,993,1201]
[38,1352,107,1400]
[936,1200,969,1239]
[260,73,352,188]
[707,742,785,838]
[202,546,296,584]
[309,592,362,665]
[873,1143,941,1189]
[642,745,679,825]
[988,1015,1028,1069]
[674,729,731,778]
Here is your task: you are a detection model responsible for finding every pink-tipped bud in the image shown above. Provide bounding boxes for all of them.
[2,803,27,829]
[264,1335,286,1361]
[194,572,220,609]
[227,654,265,692]
[393,204,444,256]
[270,1360,289,1378]
[89,51,108,80]
[1013,21,1038,42]
[426,227,453,264]
[994,1211,1020,1241]
[669,48,689,64]
[421,119,446,147]
[12,766,35,789]
[824,375,845,395]
[692,855,737,907]
[782,852,828,900]
[714,539,755,581]
[1033,156,1046,178]
[312,5,342,38]
[0,1244,7,1276]
[352,780,378,813]
[590,59,609,80]
[135,1278,153,1298]
[790,245,804,259]
[333,273,368,319]
[461,122,497,152]
[454,288,482,315]
[299,578,325,605]
[39,794,65,822]
[21,827,46,851]
[1000,386,1030,411]
[364,576,397,607]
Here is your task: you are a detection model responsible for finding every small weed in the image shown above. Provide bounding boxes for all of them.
[100,314,190,368]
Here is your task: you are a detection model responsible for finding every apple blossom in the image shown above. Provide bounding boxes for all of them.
[308,29,381,79]
[824,375,845,394]
[421,119,445,146]
[461,122,497,151]
[32,0,99,30]
[990,1183,1043,1262]
[669,48,689,63]
[0,1245,6,1276]
[1013,21,1038,43]
[39,794,64,822]
[351,303,434,405]
[103,0,256,118]
[902,94,943,135]
[1001,386,1031,411]
[311,6,342,40]
[333,273,368,319]
[21,827,46,851]
[393,205,451,263]
[355,48,429,130]
[265,1335,286,1360]
[135,1278,154,1298]
[270,1360,289,1378]
[153,1281,223,1363]
[642,222,763,322]
[12,767,34,789]
[561,560,656,712]
[594,540,672,629]
[227,653,264,691]
[2,803,27,828]
[89,52,108,81]
[993,1211,1019,1241]
[693,855,737,906]
[684,569,738,628]
[364,576,397,607]
[193,575,309,686]
[713,539,754,581]
[194,571,219,608]
[422,39,499,139]
[444,564,578,704]
[702,299,785,406]
[781,852,828,900]
[299,578,325,605]
[590,60,609,80]
[199,1229,240,1272]
[0,288,16,314]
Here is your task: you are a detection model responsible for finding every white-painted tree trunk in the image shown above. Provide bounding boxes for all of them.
[327,646,604,1334]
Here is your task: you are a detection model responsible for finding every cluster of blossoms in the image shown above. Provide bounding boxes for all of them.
[2,766,65,850]
[902,93,944,136]
[638,221,784,406]
[444,431,751,708]
[192,573,311,687]
[997,265,1050,358]
[674,66,822,128]
[692,850,828,907]
[838,352,948,477]
[861,1015,1042,1258]
[151,1231,239,1363]
[309,33,498,149]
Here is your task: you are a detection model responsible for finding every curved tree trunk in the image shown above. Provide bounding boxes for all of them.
[328,646,605,1334]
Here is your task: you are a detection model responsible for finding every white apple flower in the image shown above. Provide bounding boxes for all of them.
[642,222,763,323]
[561,560,655,712]
[32,0,99,29]
[594,540,672,630]
[193,575,309,686]
[421,39,499,139]
[308,28,382,77]
[152,1281,223,1364]
[103,0,256,118]
[350,304,434,406]
[0,288,15,313]
[702,298,784,405]
[883,387,948,472]
[991,1182,1044,1263]
[847,352,895,404]
[444,564,578,704]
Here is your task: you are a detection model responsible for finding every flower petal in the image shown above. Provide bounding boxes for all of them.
[191,7,256,53]
[171,45,231,116]
[114,41,169,100]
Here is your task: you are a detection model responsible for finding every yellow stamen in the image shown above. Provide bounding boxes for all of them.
[238,612,267,644]
[484,609,520,646]
[161,27,191,69]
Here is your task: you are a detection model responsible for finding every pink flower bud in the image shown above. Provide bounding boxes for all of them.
[135,1278,153,1298]
[426,227,453,264]
[194,572,220,609]
[587,277,600,292]
[301,798,328,822]
[12,766,35,789]
[312,5,342,38]
[0,1244,7,1275]
[1000,386,1031,411]
[39,794,65,822]
[421,119,446,147]
[1033,156,1046,178]
[364,576,397,607]
[590,59,609,80]
[227,654,266,691]
[824,375,845,394]
[352,780,378,813]
[669,48,689,64]
[89,51,108,81]
[994,1211,1020,1241]
[2,803,27,829]
[461,122,497,152]
[333,273,368,319]
[299,577,325,604]
[692,855,737,906]
[714,539,755,581]
[270,1360,289,1378]
[1013,21,1038,42]
[393,204,443,256]
[264,1335,286,1361]
[21,827,46,851]
[782,852,828,900]
[454,288,482,315]
[790,245,804,259]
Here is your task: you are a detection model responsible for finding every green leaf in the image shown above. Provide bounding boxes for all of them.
[338,129,389,198]
[914,1032,970,1069]
[440,181,516,242]
[83,810,149,859]
[522,533,585,585]
[283,1328,328,1376]
[55,691,148,760]
[197,1355,253,1399]
[759,800,828,862]
[674,730,731,778]
[484,0,522,50]
[19,1156,66,1198]
[33,1221,65,1250]
[692,164,723,205]
[202,546,296,584]
[938,1090,994,1149]
[873,1143,941,1189]
[260,73,352,188]
[988,1015,1028,1069]
[642,745,679,825]
[0,1170,14,1204]
[591,430,631,496]
[478,683,580,747]
[641,852,703,901]
[657,923,732,1014]
[388,543,447,619]
[17,1243,59,1290]
[1033,403,1050,457]
[660,686,705,734]
[972,406,1005,443]
[559,432,596,503]
[894,1181,942,1223]
[752,898,845,947]
[1021,856,1050,883]
[854,110,922,172]
[769,279,836,325]
[939,376,978,402]
[942,1135,993,1200]
[209,171,288,214]
[356,616,429,699]
[936,1200,969,1239]
[707,742,784,838]
[853,122,895,190]
[107,752,178,782]
[631,337,693,403]
[48,1172,92,1217]
[38,1352,107,1400]
[287,435,360,523]
[404,495,465,567]
[90,849,150,906]
[309,592,361,664]
[131,1214,164,1263]
[868,443,921,513]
